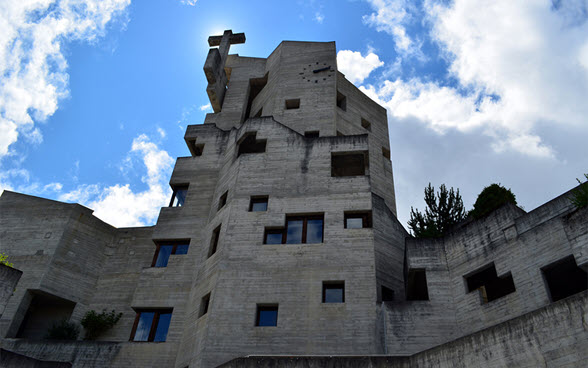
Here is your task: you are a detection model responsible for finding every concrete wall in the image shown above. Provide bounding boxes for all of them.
[0,264,22,318]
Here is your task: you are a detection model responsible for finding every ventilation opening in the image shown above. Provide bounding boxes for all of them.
[243,73,268,121]
[237,132,267,157]
[381,286,395,302]
[542,255,587,302]
[16,291,76,339]
[336,91,347,111]
[382,147,391,160]
[331,151,368,177]
[304,131,319,138]
[406,269,429,300]
[361,118,371,131]
[199,293,211,317]
[465,263,516,303]
[285,99,300,109]
[186,139,204,157]
[208,224,221,258]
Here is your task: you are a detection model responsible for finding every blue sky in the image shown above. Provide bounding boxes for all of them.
[1,0,587,228]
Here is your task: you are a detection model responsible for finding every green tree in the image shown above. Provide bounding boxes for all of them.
[470,184,517,219]
[0,253,13,267]
[408,183,466,238]
[570,173,588,208]
[81,309,123,340]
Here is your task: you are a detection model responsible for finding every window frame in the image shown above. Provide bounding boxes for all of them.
[199,293,211,318]
[322,281,345,303]
[151,241,190,267]
[249,196,269,212]
[169,185,189,207]
[218,191,228,211]
[130,308,173,342]
[208,224,221,257]
[263,214,324,244]
[255,304,279,327]
[344,211,372,229]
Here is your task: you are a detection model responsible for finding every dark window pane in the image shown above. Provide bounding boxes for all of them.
[306,219,323,243]
[286,220,303,244]
[174,244,189,255]
[134,312,155,341]
[265,232,282,245]
[251,201,268,211]
[324,286,344,303]
[257,307,278,326]
[153,312,172,342]
[155,245,173,267]
[346,217,363,229]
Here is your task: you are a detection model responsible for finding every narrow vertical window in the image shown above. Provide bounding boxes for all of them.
[218,191,228,210]
[199,293,211,317]
[209,225,221,257]
[361,118,371,131]
[336,91,347,111]
[406,269,430,301]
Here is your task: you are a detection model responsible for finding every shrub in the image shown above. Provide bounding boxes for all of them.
[0,253,13,267]
[46,319,79,340]
[81,309,123,340]
[570,173,588,208]
[470,184,517,219]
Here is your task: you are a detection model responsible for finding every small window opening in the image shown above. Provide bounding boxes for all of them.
[237,132,267,157]
[249,196,268,212]
[381,286,395,302]
[208,225,221,257]
[130,309,173,342]
[304,131,320,138]
[542,255,587,302]
[169,185,189,207]
[406,269,429,301]
[218,191,228,210]
[253,108,263,118]
[263,214,324,244]
[244,73,268,121]
[361,118,371,131]
[382,147,391,160]
[256,304,278,326]
[344,211,372,229]
[151,241,190,267]
[464,263,516,303]
[186,139,204,157]
[322,281,345,303]
[285,99,300,109]
[336,91,347,111]
[199,293,211,317]
[331,152,368,177]
[336,131,344,136]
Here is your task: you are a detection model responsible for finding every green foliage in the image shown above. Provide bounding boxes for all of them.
[0,253,13,267]
[81,309,122,340]
[408,183,466,238]
[46,319,79,340]
[570,173,588,208]
[470,184,517,219]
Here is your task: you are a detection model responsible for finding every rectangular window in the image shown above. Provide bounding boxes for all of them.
[263,214,324,244]
[361,118,371,131]
[237,132,266,156]
[464,263,516,303]
[208,225,221,257]
[322,281,345,303]
[541,255,587,302]
[336,91,346,111]
[256,305,278,326]
[382,147,391,160]
[218,191,228,210]
[285,99,300,109]
[249,196,268,212]
[199,293,211,317]
[304,131,319,138]
[169,185,189,207]
[344,211,372,229]
[130,309,173,342]
[331,152,368,177]
[151,241,190,267]
[406,269,430,301]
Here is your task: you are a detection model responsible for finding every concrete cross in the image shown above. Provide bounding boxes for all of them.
[203,30,246,113]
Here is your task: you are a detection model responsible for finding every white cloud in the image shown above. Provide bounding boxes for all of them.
[314,12,325,24]
[337,50,384,84]
[0,0,130,159]
[180,0,198,5]
[359,0,588,158]
[199,103,212,111]
[157,127,166,138]
[59,134,174,227]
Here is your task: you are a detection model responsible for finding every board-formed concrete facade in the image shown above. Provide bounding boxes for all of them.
[1,31,587,368]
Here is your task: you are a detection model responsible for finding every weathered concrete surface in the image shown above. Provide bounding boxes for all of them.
[0,264,22,318]
[1,349,71,368]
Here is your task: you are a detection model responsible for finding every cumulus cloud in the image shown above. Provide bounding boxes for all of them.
[314,12,325,24]
[359,0,588,158]
[59,134,174,227]
[0,0,130,159]
[337,50,384,84]
[199,103,212,111]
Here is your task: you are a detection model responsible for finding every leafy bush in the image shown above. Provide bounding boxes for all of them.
[470,184,517,219]
[570,173,588,208]
[81,309,122,340]
[46,319,79,340]
[0,253,13,267]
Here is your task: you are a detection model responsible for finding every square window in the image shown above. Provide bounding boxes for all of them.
[256,305,278,326]
[285,99,300,109]
[218,191,228,210]
[381,286,395,302]
[199,293,211,317]
[130,309,173,342]
[323,281,345,303]
[249,196,268,212]
[151,241,190,267]
[209,225,221,257]
[361,118,371,131]
[331,152,368,177]
[169,185,189,207]
[344,211,372,229]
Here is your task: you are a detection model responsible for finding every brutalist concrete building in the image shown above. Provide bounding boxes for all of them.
[1,31,587,368]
